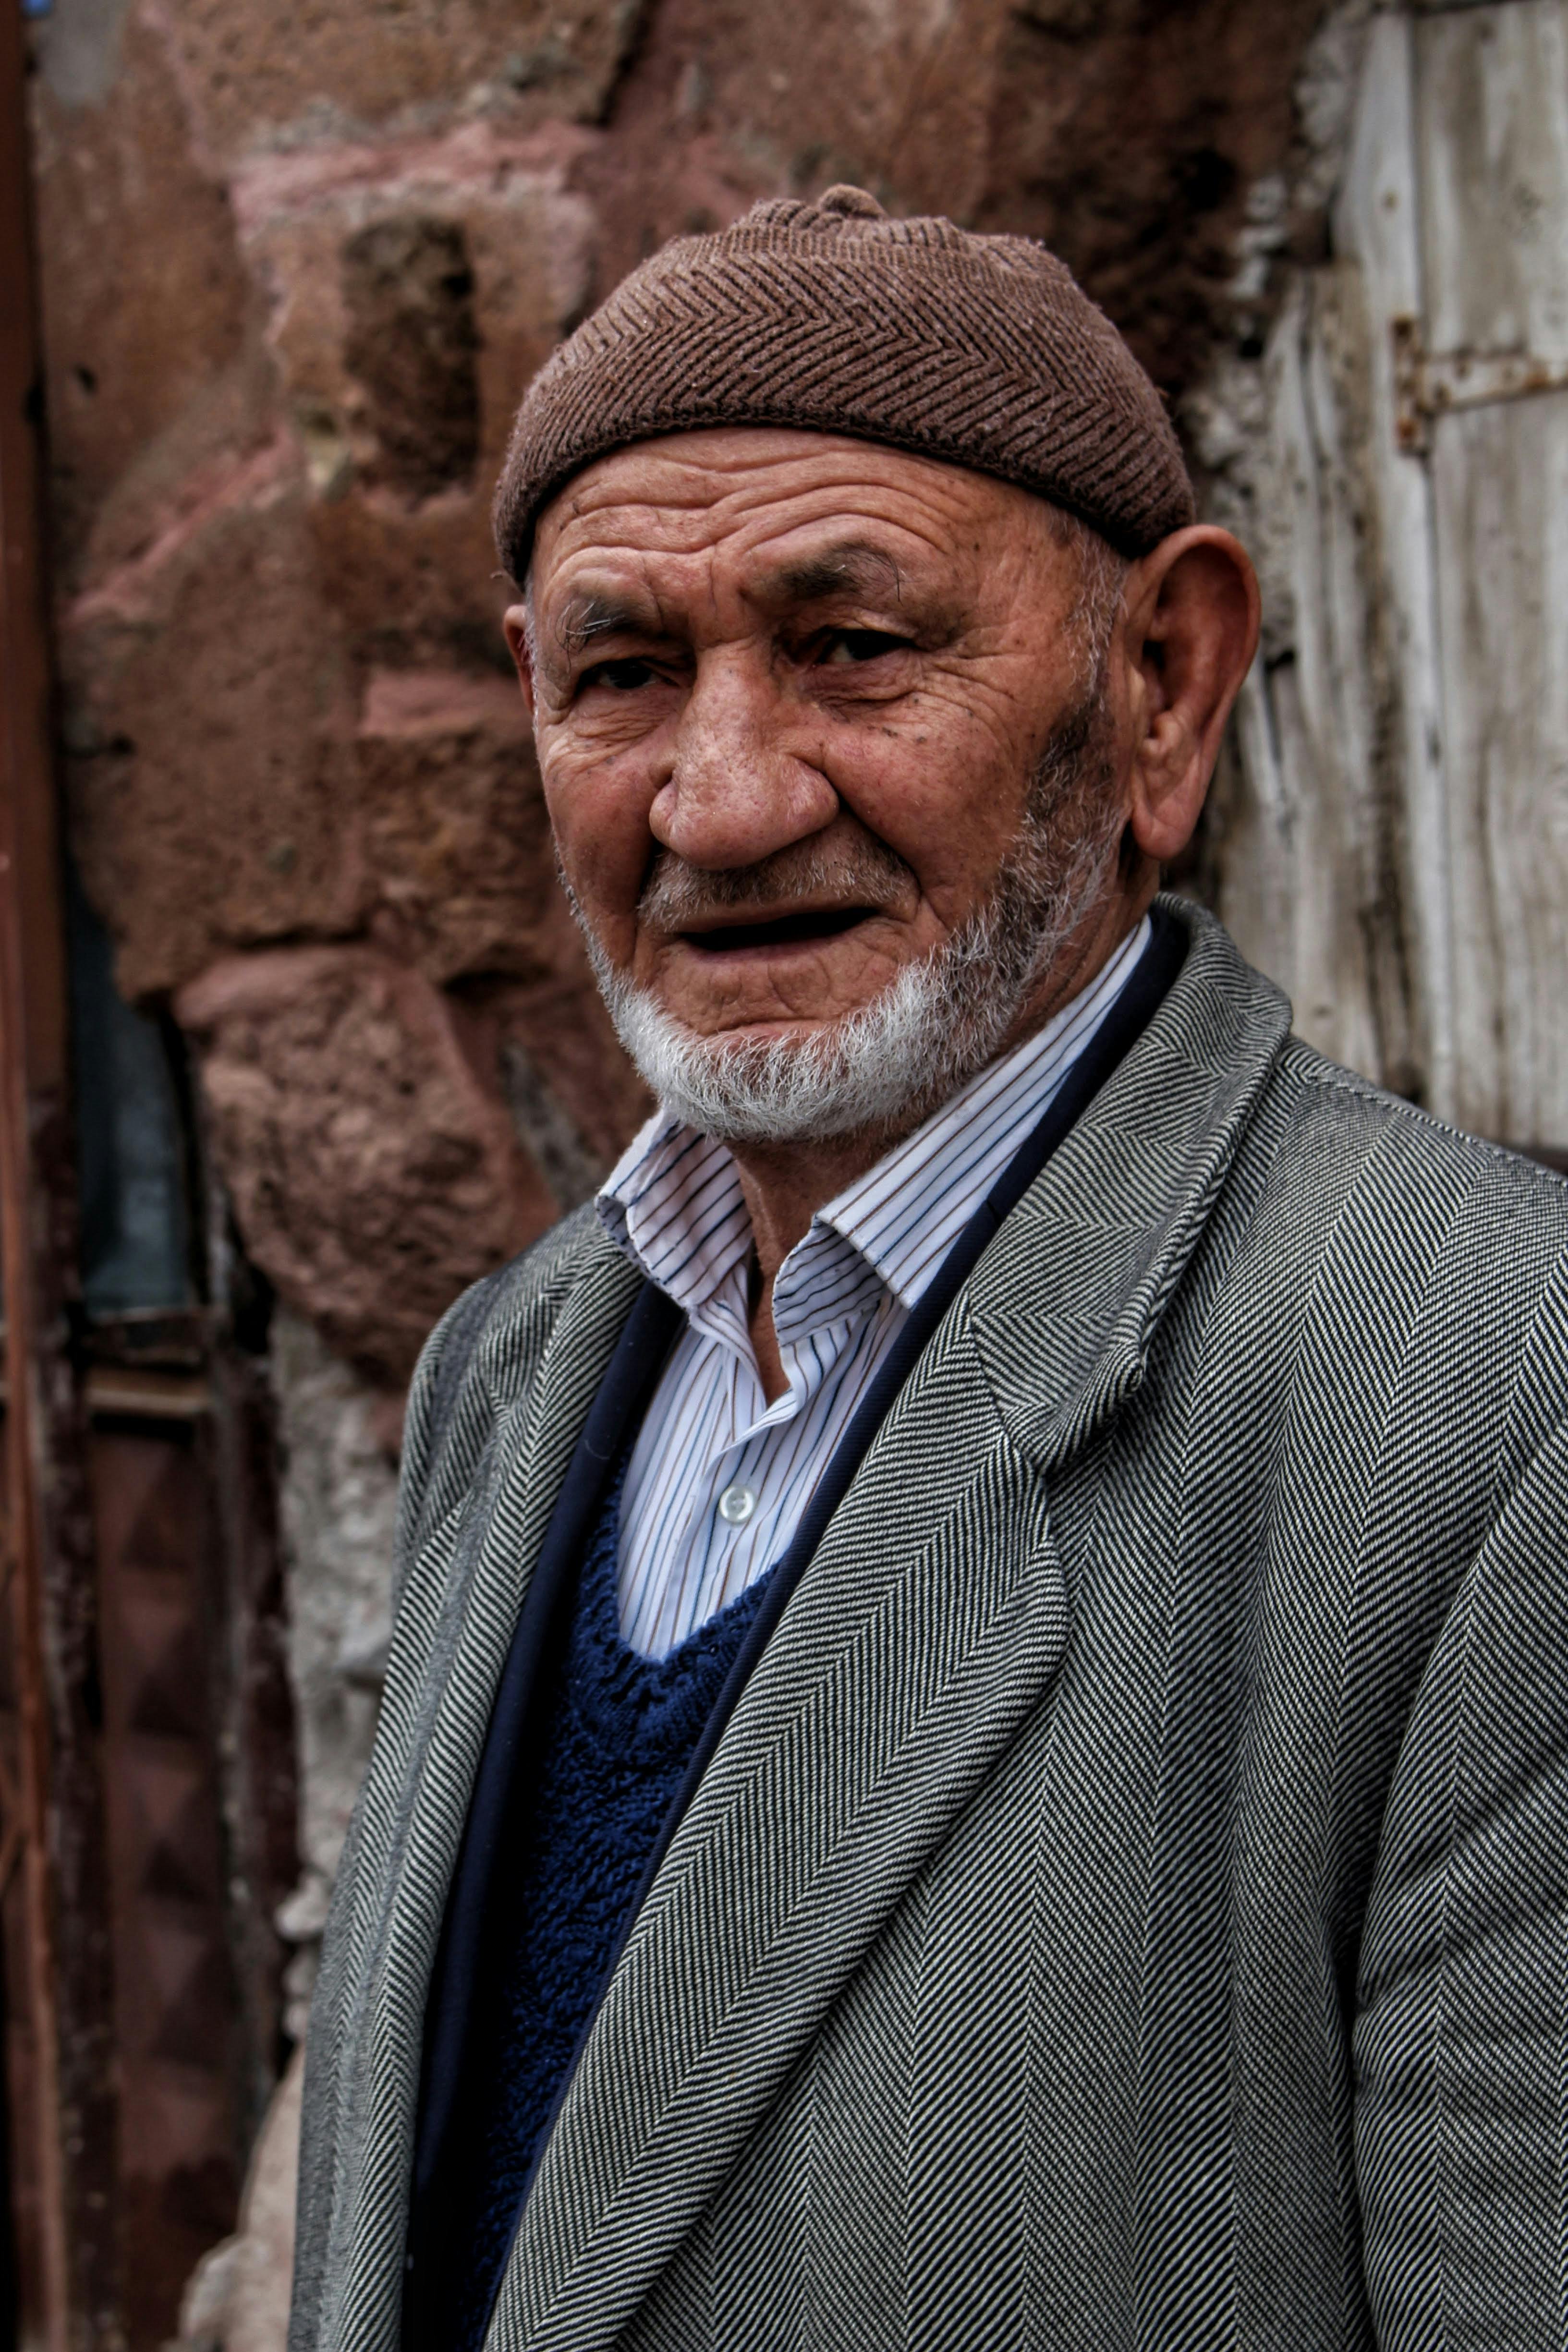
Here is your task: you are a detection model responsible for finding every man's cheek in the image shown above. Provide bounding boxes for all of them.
[545,734,645,827]
[546,787,650,936]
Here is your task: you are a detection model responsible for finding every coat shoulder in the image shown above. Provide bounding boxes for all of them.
[396,1203,605,1566]
[1271,1035,1568,1220]
[1241,1036,1568,1431]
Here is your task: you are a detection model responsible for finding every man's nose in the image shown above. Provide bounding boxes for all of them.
[648,649,839,873]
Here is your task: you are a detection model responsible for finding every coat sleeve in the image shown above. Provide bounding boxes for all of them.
[389,1266,505,1621]
[1353,1417,1568,2350]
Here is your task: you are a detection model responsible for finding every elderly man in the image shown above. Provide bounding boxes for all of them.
[291,191,1568,2352]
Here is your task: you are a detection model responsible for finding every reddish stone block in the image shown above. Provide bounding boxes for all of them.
[29,5,256,584]
[234,124,595,663]
[153,0,646,164]
[176,946,559,1383]
[353,665,573,986]
[62,452,365,1000]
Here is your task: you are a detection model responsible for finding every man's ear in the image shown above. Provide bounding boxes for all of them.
[1118,526,1260,867]
[503,604,537,722]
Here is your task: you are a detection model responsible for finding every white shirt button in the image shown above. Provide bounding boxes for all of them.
[717,1483,757,1527]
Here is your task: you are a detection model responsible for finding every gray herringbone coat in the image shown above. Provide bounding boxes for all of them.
[291,903,1568,2352]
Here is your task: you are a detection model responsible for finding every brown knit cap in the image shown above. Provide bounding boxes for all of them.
[494,185,1194,577]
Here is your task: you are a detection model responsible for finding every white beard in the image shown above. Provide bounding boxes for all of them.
[576,692,1124,1150]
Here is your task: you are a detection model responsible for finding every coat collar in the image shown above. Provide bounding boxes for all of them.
[968,898,1291,1473]
[483,899,1292,2352]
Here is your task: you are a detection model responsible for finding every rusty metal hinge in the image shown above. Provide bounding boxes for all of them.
[1393,315,1568,453]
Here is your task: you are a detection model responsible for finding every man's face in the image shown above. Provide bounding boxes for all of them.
[513,428,1128,1062]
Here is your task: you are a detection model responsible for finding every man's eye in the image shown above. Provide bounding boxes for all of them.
[818,630,908,667]
[580,657,657,692]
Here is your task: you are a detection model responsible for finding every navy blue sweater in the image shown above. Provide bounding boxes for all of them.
[429,1456,772,2350]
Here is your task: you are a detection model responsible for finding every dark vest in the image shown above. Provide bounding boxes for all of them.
[403,908,1183,2350]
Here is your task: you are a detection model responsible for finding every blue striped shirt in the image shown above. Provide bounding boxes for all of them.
[597,918,1150,1657]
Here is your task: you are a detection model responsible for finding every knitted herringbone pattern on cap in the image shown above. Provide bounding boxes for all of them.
[493,187,1195,572]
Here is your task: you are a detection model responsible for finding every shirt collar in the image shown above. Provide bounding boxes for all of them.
[812,915,1149,1306]
[597,914,1150,1325]
[596,1116,752,1321]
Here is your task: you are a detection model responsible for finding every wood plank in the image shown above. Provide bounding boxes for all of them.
[1240,269,1385,1078]
[1416,0,1568,362]
[1331,9,1457,1117]
[1428,392,1568,1143]
[1413,0,1568,1147]
[1213,14,1450,1107]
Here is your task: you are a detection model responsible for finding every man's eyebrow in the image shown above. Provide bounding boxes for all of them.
[551,590,664,658]
[762,542,906,607]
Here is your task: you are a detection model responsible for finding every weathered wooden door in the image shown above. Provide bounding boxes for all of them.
[1214,0,1568,1161]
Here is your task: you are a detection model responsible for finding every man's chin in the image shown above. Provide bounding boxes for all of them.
[644,1009,844,1056]
[596,953,974,1151]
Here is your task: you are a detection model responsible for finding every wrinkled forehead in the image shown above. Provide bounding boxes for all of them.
[526,424,1061,616]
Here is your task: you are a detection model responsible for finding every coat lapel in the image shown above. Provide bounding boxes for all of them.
[491,907,1294,2352]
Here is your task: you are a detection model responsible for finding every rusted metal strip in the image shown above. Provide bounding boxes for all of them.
[0,3,121,2343]
[1393,313,1568,453]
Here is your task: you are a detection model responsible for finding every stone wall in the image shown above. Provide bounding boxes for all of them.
[27,0,1356,2337]
[32,0,1344,1383]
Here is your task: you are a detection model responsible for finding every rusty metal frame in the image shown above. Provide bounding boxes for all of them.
[0,3,121,2343]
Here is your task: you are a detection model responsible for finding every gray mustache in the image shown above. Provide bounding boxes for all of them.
[637,837,914,927]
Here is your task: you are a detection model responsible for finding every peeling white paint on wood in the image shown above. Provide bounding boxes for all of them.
[1419,0,1568,1143]
[1215,0,1568,1152]
[1417,0,1568,363]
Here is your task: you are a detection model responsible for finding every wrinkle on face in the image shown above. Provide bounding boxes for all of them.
[517,426,1127,1047]
[764,540,906,612]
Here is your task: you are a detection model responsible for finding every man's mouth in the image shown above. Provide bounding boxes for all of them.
[679,905,879,954]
